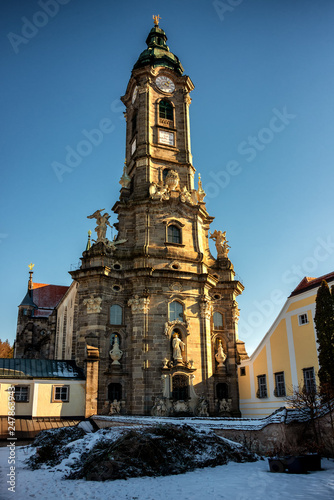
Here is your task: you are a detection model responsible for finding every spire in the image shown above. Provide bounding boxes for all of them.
[19,263,36,307]
[133,19,184,75]
[86,230,92,251]
[119,161,131,189]
[28,262,34,291]
[197,174,206,203]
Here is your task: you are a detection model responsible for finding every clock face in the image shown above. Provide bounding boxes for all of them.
[132,86,138,104]
[156,76,175,93]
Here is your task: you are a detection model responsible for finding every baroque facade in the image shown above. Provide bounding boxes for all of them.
[14,20,248,417]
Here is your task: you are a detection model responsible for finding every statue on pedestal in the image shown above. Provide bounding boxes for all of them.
[172,333,185,362]
[87,209,112,243]
[210,230,230,258]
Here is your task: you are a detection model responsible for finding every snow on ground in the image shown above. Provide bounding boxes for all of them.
[0,443,333,500]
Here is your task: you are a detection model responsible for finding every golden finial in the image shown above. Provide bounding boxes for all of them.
[86,230,92,251]
[28,263,34,271]
[153,14,161,26]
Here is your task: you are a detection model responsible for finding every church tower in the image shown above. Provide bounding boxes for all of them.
[70,18,247,417]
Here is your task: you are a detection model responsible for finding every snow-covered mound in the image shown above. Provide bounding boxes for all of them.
[27,423,257,481]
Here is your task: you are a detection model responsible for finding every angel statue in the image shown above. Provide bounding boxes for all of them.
[210,230,230,258]
[87,209,112,243]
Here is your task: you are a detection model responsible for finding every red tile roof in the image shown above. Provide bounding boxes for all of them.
[31,283,69,316]
[289,271,334,297]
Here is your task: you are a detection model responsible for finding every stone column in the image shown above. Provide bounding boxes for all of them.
[85,344,99,418]
[128,295,150,414]
[199,295,213,399]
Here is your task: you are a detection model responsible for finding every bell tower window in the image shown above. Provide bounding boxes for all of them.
[110,305,123,325]
[159,100,173,120]
[168,225,181,244]
[213,312,224,330]
[132,111,137,136]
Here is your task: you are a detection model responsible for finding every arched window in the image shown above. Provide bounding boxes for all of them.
[159,100,173,120]
[216,383,228,400]
[168,225,181,244]
[172,375,189,401]
[110,305,123,325]
[213,312,224,330]
[169,301,183,322]
[108,383,122,401]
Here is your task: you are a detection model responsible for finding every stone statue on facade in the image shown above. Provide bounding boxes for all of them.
[195,396,209,417]
[109,400,121,414]
[210,230,230,258]
[151,396,168,417]
[128,295,150,314]
[172,333,185,362]
[218,398,232,414]
[87,209,112,243]
[109,335,123,365]
[83,296,102,314]
[232,306,240,323]
[200,296,212,320]
[105,236,128,251]
[215,339,226,368]
[180,185,192,204]
[149,181,169,201]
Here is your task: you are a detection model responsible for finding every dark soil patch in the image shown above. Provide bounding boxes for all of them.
[27,426,86,469]
[67,424,257,481]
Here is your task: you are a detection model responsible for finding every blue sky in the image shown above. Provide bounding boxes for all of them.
[1,0,334,354]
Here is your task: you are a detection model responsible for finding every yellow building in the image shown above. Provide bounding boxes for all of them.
[239,272,334,418]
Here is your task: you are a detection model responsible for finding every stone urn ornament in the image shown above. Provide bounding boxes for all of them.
[215,339,226,368]
[165,170,180,191]
[109,335,123,365]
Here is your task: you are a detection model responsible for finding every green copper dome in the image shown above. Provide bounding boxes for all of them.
[133,26,184,75]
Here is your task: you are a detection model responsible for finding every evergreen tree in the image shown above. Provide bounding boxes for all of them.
[314,280,334,392]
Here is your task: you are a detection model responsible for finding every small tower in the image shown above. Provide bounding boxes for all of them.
[14,264,37,357]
